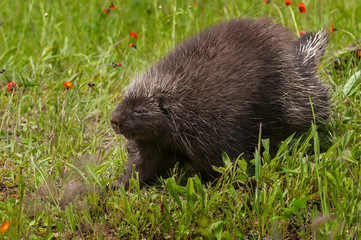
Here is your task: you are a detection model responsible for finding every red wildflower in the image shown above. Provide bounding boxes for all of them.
[13,194,18,198]
[109,2,116,10]
[112,62,122,68]
[129,31,138,40]
[264,0,271,4]
[285,0,291,6]
[0,221,18,233]
[0,221,10,233]
[104,2,116,15]
[331,25,337,34]
[299,30,306,36]
[193,1,197,6]
[128,42,137,49]
[359,50,361,57]
[298,2,306,13]
[64,81,73,89]
[7,82,17,92]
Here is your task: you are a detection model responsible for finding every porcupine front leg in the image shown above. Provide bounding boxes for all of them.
[118,140,179,189]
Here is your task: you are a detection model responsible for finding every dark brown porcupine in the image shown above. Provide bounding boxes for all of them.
[110,18,329,188]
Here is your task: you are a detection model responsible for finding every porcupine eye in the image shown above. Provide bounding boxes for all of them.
[133,102,157,116]
[134,108,145,114]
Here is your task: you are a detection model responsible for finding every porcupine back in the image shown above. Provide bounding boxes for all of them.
[284,30,330,129]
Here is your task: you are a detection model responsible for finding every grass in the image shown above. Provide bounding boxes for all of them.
[1,0,361,239]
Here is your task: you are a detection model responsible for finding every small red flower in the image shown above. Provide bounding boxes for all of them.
[285,0,291,6]
[128,42,137,49]
[0,221,10,233]
[299,30,306,36]
[264,0,271,4]
[7,82,17,92]
[104,2,116,15]
[359,50,361,57]
[112,62,122,68]
[13,194,18,198]
[64,81,73,89]
[0,221,18,233]
[331,25,337,34]
[129,31,138,40]
[109,2,116,10]
[298,2,306,13]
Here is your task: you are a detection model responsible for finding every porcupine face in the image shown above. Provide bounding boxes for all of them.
[110,93,171,141]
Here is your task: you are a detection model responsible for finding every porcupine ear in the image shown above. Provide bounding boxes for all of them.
[296,30,330,67]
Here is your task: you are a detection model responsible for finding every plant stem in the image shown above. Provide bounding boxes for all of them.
[1,91,15,131]
[288,6,300,37]
[272,3,285,26]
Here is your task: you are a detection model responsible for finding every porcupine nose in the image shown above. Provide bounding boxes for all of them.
[110,111,122,133]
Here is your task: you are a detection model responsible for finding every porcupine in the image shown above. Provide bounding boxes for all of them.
[110,18,329,188]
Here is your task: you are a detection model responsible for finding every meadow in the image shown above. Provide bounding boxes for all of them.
[1,0,361,239]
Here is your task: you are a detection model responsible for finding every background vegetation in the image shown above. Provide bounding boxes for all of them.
[1,0,361,239]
